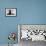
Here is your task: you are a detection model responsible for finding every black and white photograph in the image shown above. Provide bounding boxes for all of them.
[5,8,17,16]
[18,25,46,46]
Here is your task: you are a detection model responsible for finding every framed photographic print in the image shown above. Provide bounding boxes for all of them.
[5,8,17,16]
[18,24,46,42]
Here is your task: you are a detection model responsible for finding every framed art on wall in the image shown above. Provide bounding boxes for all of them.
[5,8,17,16]
[18,24,46,42]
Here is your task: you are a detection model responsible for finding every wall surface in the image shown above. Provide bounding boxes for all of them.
[0,0,46,44]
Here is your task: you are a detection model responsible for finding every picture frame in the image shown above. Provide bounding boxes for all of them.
[18,24,46,42]
[5,8,17,17]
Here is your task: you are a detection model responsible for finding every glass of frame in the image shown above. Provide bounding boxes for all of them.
[5,8,17,17]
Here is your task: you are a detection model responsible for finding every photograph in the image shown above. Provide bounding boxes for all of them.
[5,8,17,16]
[18,24,46,46]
